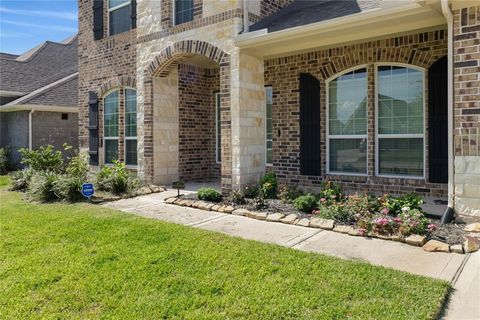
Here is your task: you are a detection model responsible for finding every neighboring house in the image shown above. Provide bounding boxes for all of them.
[78,0,480,218]
[0,36,79,165]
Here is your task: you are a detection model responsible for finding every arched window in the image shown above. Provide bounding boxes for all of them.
[124,88,137,166]
[327,67,368,175]
[104,90,119,164]
[376,65,424,178]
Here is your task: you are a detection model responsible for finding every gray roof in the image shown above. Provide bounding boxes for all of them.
[20,75,78,107]
[249,0,379,33]
[0,36,78,94]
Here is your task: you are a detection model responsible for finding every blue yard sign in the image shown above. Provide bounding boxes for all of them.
[81,183,95,198]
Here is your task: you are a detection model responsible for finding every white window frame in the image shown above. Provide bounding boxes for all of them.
[172,0,194,26]
[326,65,369,177]
[374,63,426,180]
[124,87,138,168]
[103,88,120,166]
[215,91,221,164]
[265,86,273,166]
[108,0,131,36]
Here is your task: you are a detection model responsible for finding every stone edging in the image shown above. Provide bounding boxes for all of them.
[164,197,480,254]
[91,185,166,203]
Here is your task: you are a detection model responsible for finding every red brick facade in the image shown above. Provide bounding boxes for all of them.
[264,30,449,198]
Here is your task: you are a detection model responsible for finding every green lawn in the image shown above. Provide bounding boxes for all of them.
[0,183,449,319]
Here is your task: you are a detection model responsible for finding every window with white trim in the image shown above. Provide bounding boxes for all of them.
[265,86,273,165]
[215,92,221,163]
[104,90,119,164]
[377,65,424,177]
[125,88,137,166]
[327,68,367,174]
[174,0,194,25]
[109,0,131,36]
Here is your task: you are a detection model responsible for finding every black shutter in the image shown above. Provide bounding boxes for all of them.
[428,56,448,183]
[93,0,104,40]
[299,73,321,176]
[88,91,99,165]
[131,0,137,29]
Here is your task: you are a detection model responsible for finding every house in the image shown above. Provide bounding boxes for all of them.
[78,0,480,218]
[0,36,79,165]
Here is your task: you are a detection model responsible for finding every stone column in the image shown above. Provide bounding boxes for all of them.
[230,50,266,189]
[453,4,480,217]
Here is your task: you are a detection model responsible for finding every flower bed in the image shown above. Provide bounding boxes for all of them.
[165,177,480,254]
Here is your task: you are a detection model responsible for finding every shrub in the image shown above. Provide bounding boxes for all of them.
[318,181,343,205]
[253,191,266,209]
[259,172,278,199]
[243,184,259,199]
[227,190,246,205]
[293,194,318,213]
[54,152,89,202]
[278,185,304,204]
[0,147,11,174]
[9,168,33,191]
[95,160,139,194]
[27,171,60,202]
[314,203,354,224]
[397,207,429,235]
[19,145,68,173]
[197,187,222,202]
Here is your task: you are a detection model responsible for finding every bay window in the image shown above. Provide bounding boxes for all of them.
[109,0,131,36]
[377,65,424,178]
[125,88,137,166]
[104,90,119,164]
[266,86,273,165]
[327,68,367,174]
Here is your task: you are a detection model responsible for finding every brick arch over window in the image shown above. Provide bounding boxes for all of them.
[99,76,137,97]
[319,48,434,79]
[142,40,232,190]
[146,40,230,77]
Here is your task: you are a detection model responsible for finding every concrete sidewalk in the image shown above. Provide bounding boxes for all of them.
[103,190,479,319]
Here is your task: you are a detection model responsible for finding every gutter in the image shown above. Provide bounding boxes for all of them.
[28,108,35,150]
[441,0,455,223]
[243,0,249,33]
[0,104,78,113]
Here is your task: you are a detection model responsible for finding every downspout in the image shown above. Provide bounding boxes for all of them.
[243,0,249,33]
[441,0,455,223]
[28,108,35,150]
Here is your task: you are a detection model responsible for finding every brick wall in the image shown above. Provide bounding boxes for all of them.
[78,0,136,165]
[265,30,448,198]
[178,64,220,181]
[453,6,480,156]
[33,111,79,153]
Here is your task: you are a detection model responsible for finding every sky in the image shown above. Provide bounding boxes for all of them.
[0,0,78,55]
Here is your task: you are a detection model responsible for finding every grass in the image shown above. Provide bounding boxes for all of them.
[0,183,450,319]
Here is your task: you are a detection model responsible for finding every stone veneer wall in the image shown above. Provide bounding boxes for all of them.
[178,64,220,181]
[78,0,136,166]
[453,5,480,217]
[264,30,449,198]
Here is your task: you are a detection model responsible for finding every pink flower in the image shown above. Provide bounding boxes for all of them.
[427,224,437,232]
[320,198,326,203]
[393,217,402,224]
[381,208,389,215]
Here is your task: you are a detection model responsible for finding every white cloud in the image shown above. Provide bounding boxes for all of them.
[0,7,77,21]
[2,19,77,33]
[0,30,34,38]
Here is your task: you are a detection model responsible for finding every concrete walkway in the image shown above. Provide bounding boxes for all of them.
[103,190,480,320]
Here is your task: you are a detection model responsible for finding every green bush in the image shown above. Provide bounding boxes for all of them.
[197,187,222,202]
[278,185,304,204]
[318,181,343,205]
[243,184,259,199]
[293,194,318,213]
[27,171,60,202]
[54,153,89,202]
[259,172,278,199]
[19,145,68,173]
[227,190,246,205]
[95,160,138,195]
[314,204,354,224]
[9,168,34,191]
[0,147,11,174]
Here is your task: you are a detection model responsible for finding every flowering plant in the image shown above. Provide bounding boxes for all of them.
[318,181,343,205]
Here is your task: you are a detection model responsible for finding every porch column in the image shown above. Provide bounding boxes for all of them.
[230,50,266,189]
[452,4,480,217]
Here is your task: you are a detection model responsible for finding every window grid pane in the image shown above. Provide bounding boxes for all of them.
[266,87,273,164]
[125,139,137,166]
[109,4,131,36]
[104,91,119,138]
[105,139,118,164]
[175,0,193,25]
[125,89,137,137]
[329,138,367,174]
[378,138,424,176]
